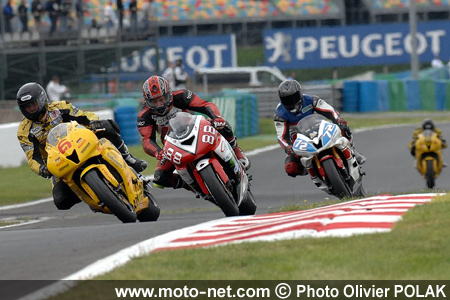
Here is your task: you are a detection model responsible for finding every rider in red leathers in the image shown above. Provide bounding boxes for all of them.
[137,75,250,190]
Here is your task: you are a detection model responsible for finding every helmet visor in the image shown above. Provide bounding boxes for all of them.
[280,91,301,112]
[20,99,40,114]
[145,92,171,110]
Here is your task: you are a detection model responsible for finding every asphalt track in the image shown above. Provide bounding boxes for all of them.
[1,123,450,298]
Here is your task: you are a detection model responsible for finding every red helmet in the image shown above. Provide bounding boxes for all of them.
[142,75,173,116]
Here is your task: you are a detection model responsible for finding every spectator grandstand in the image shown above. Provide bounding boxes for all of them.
[362,0,450,22]
[4,0,346,38]
[1,0,449,100]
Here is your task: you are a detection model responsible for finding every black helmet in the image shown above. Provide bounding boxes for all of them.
[422,119,435,131]
[278,79,303,113]
[16,83,49,122]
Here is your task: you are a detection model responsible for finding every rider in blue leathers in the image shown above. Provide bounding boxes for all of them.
[274,80,366,186]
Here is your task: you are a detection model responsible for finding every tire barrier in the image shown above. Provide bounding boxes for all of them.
[342,79,450,112]
[112,99,141,146]
[209,90,259,138]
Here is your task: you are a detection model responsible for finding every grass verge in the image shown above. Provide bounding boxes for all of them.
[99,194,450,280]
[47,193,449,300]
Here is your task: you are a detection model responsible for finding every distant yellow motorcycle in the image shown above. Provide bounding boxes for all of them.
[46,121,160,223]
[409,129,444,189]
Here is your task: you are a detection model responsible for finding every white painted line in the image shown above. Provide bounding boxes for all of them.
[17,217,233,300]
[0,218,51,229]
[0,198,53,211]
[18,193,438,300]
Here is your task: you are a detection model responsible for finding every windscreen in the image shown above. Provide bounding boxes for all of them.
[421,129,434,137]
[296,114,327,138]
[47,123,70,146]
[168,112,197,139]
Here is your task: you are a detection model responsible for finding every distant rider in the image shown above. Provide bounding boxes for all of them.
[16,82,147,210]
[408,119,447,156]
[137,75,250,190]
[274,79,366,186]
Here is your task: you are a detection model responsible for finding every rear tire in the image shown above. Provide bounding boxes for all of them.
[200,165,239,217]
[137,189,160,222]
[426,160,435,189]
[239,190,257,216]
[322,158,352,199]
[84,170,137,223]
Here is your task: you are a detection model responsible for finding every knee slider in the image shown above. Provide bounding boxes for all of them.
[285,161,300,177]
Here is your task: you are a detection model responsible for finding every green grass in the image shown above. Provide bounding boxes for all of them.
[46,193,450,300]
[98,194,450,280]
[345,115,450,129]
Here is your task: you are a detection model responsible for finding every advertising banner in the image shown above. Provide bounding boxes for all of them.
[264,21,450,69]
[119,34,237,76]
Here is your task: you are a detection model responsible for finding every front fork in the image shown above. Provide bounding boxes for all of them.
[303,148,350,192]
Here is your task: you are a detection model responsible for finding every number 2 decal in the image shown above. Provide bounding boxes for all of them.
[324,124,335,138]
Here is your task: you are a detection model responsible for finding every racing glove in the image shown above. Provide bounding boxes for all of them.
[155,150,165,161]
[337,117,352,139]
[285,145,293,156]
[89,120,106,132]
[211,116,227,130]
[39,164,52,179]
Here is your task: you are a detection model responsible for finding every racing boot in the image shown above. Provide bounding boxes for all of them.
[228,138,250,170]
[353,149,366,165]
[173,175,202,198]
[307,167,331,194]
[233,146,251,171]
[117,142,148,172]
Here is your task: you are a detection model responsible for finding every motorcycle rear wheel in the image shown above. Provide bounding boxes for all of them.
[200,165,239,217]
[426,160,435,189]
[322,158,352,199]
[84,169,137,223]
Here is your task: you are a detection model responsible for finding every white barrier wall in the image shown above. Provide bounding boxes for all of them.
[0,110,114,168]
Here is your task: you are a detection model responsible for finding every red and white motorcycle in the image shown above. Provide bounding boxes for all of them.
[162,112,257,217]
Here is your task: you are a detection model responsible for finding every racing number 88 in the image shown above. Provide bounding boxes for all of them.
[202,125,216,145]
[165,148,182,165]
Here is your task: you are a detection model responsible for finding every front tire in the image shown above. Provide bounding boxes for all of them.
[239,190,257,216]
[137,188,161,222]
[84,170,137,223]
[322,158,352,199]
[425,160,435,189]
[200,165,239,217]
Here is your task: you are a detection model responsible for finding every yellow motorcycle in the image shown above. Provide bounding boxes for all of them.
[46,121,160,223]
[410,129,444,189]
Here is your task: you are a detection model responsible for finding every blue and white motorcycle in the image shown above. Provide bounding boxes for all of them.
[292,114,365,199]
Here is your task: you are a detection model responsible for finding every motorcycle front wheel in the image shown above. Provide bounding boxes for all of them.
[84,169,137,223]
[425,160,435,189]
[239,190,257,216]
[322,158,352,199]
[200,165,239,217]
[138,186,161,222]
